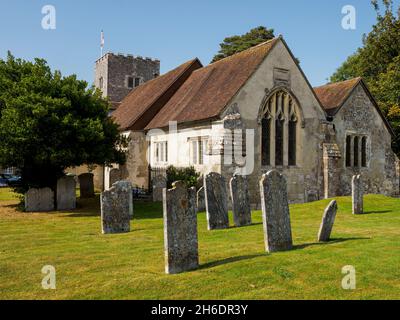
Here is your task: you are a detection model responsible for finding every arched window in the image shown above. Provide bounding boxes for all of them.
[260,90,300,167]
[361,137,367,167]
[346,136,352,167]
[353,136,359,167]
[261,117,271,166]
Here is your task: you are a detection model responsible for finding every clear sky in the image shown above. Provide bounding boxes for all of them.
[1,0,399,87]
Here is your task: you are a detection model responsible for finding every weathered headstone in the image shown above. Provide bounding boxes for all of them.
[152,175,167,202]
[352,175,363,214]
[163,181,199,274]
[204,172,229,230]
[109,168,121,188]
[78,173,95,198]
[101,181,133,234]
[259,170,293,252]
[56,176,76,210]
[230,175,252,227]
[317,200,338,242]
[25,188,54,212]
[196,187,206,212]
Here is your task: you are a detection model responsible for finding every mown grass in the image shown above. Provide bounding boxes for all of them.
[0,187,399,300]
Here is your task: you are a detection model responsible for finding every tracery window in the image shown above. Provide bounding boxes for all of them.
[261,90,300,167]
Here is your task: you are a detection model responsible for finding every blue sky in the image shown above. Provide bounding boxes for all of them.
[1,0,399,86]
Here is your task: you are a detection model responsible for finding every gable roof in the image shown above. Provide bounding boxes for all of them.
[314,78,394,136]
[314,78,362,115]
[145,37,280,129]
[112,58,202,131]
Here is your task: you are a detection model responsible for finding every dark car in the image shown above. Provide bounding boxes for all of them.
[0,175,7,187]
[0,174,22,187]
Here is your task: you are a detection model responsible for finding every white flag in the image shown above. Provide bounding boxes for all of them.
[100,30,104,48]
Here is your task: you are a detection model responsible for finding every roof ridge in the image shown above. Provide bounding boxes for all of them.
[314,77,362,89]
[206,37,279,67]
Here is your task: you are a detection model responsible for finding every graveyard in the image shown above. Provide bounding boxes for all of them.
[0,186,399,300]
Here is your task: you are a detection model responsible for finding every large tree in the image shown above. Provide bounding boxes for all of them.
[0,53,127,194]
[331,0,400,153]
[211,26,275,63]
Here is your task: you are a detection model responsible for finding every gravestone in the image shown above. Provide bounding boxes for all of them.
[152,175,167,202]
[78,173,95,198]
[317,200,338,242]
[352,175,363,214]
[101,181,133,234]
[197,187,206,212]
[230,175,252,227]
[163,181,199,274]
[25,188,54,212]
[109,168,121,188]
[204,172,229,230]
[259,170,293,252]
[56,176,76,210]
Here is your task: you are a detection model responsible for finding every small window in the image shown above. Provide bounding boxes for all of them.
[99,77,103,89]
[345,136,351,167]
[261,117,271,166]
[361,137,367,167]
[190,138,207,165]
[127,76,134,89]
[275,116,284,166]
[154,141,168,163]
[135,77,140,87]
[354,136,359,167]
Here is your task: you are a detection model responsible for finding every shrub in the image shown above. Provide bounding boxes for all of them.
[166,166,200,189]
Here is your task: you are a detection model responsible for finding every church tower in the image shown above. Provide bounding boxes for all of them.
[94,53,160,110]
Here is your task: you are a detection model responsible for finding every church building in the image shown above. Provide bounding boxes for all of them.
[100,36,398,204]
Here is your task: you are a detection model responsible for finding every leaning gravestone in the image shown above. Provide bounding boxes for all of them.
[197,187,206,212]
[230,175,252,227]
[56,176,76,210]
[352,175,363,214]
[25,188,54,212]
[78,173,95,198]
[163,181,199,274]
[109,168,121,188]
[152,175,167,202]
[259,170,293,252]
[100,181,133,234]
[317,200,338,242]
[204,172,229,230]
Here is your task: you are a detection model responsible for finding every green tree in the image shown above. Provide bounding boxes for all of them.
[211,26,275,63]
[0,53,127,194]
[331,0,400,154]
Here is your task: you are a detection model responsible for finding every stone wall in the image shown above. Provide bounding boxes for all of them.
[332,84,399,196]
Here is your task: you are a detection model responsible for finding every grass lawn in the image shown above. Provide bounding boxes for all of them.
[0,187,399,300]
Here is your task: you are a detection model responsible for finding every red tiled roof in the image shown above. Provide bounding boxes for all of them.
[112,58,202,130]
[145,38,280,129]
[314,78,361,115]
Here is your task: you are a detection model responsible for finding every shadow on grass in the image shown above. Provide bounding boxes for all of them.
[293,237,371,250]
[362,210,393,215]
[199,253,266,270]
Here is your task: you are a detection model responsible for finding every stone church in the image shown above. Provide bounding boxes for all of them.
[96,36,399,204]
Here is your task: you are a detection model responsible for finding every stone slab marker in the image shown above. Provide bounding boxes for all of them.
[78,173,95,198]
[101,181,133,234]
[352,175,363,214]
[197,187,205,212]
[25,188,54,212]
[163,181,199,274]
[259,170,293,252]
[230,175,252,227]
[152,175,167,202]
[204,172,229,230]
[317,200,338,242]
[56,176,76,210]
[109,168,121,188]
